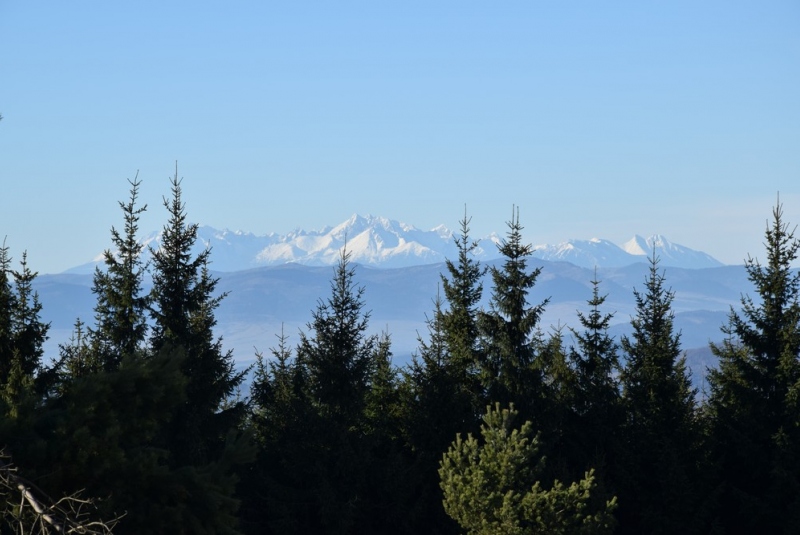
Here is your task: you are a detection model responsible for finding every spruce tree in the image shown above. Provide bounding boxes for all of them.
[618,253,698,534]
[567,277,623,478]
[478,207,549,422]
[149,169,246,466]
[242,328,311,534]
[405,290,476,454]
[296,246,376,427]
[2,252,49,417]
[58,318,92,383]
[401,291,466,534]
[705,201,800,532]
[249,327,301,448]
[89,175,149,370]
[0,241,15,398]
[364,332,402,443]
[440,208,486,421]
[276,247,379,533]
[362,333,417,534]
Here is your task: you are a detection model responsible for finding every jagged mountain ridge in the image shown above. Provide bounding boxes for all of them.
[65,214,723,273]
[534,235,723,270]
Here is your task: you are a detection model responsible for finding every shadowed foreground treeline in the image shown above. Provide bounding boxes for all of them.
[1,173,799,534]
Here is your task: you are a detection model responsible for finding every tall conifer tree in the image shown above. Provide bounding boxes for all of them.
[478,207,548,422]
[242,329,311,534]
[296,247,376,427]
[440,208,486,420]
[1,252,49,416]
[287,247,379,532]
[0,241,15,396]
[705,201,800,531]
[401,291,465,534]
[567,277,623,474]
[149,168,246,465]
[89,175,149,370]
[618,254,698,534]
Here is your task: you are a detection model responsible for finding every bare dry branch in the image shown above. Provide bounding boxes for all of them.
[1,450,122,534]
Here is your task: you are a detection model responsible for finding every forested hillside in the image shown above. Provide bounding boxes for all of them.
[2,176,799,533]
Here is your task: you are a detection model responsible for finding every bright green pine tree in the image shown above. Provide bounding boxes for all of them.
[617,253,699,535]
[149,169,247,467]
[439,403,617,535]
[704,201,800,532]
[478,207,549,422]
[88,174,150,370]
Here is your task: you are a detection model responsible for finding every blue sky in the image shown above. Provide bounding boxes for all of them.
[1,1,799,274]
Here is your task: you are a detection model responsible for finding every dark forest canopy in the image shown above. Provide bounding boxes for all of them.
[1,174,799,534]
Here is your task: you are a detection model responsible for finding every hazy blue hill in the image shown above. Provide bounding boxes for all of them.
[36,259,771,386]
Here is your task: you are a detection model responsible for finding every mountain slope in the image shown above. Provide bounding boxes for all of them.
[622,234,723,269]
[64,215,723,273]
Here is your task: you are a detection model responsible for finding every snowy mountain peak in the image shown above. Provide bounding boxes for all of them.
[65,216,724,274]
[622,234,723,269]
[623,235,650,256]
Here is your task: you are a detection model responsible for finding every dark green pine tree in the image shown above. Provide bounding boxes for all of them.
[2,252,49,417]
[617,253,699,535]
[58,318,92,384]
[249,326,302,448]
[401,291,466,535]
[242,328,312,535]
[568,277,623,470]
[291,247,380,533]
[0,241,16,402]
[88,174,150,370]
[362,332,418,534]
[405,291,454,450]
[478,207,549,422]
[364,332,402,444]
[440,208,487,421]
[296,247,377,428]
[704,202,800,532]
[149,169,247,467]
[552,276,624,514]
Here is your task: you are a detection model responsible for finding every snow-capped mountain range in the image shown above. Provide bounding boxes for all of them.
[66,214,723,274]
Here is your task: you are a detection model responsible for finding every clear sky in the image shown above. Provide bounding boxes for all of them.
[1,1,799,274]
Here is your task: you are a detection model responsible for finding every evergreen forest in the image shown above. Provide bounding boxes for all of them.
[2,172,799,534]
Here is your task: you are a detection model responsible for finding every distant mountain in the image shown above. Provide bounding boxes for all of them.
[621,234,723,270]
[64,214,723,273]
